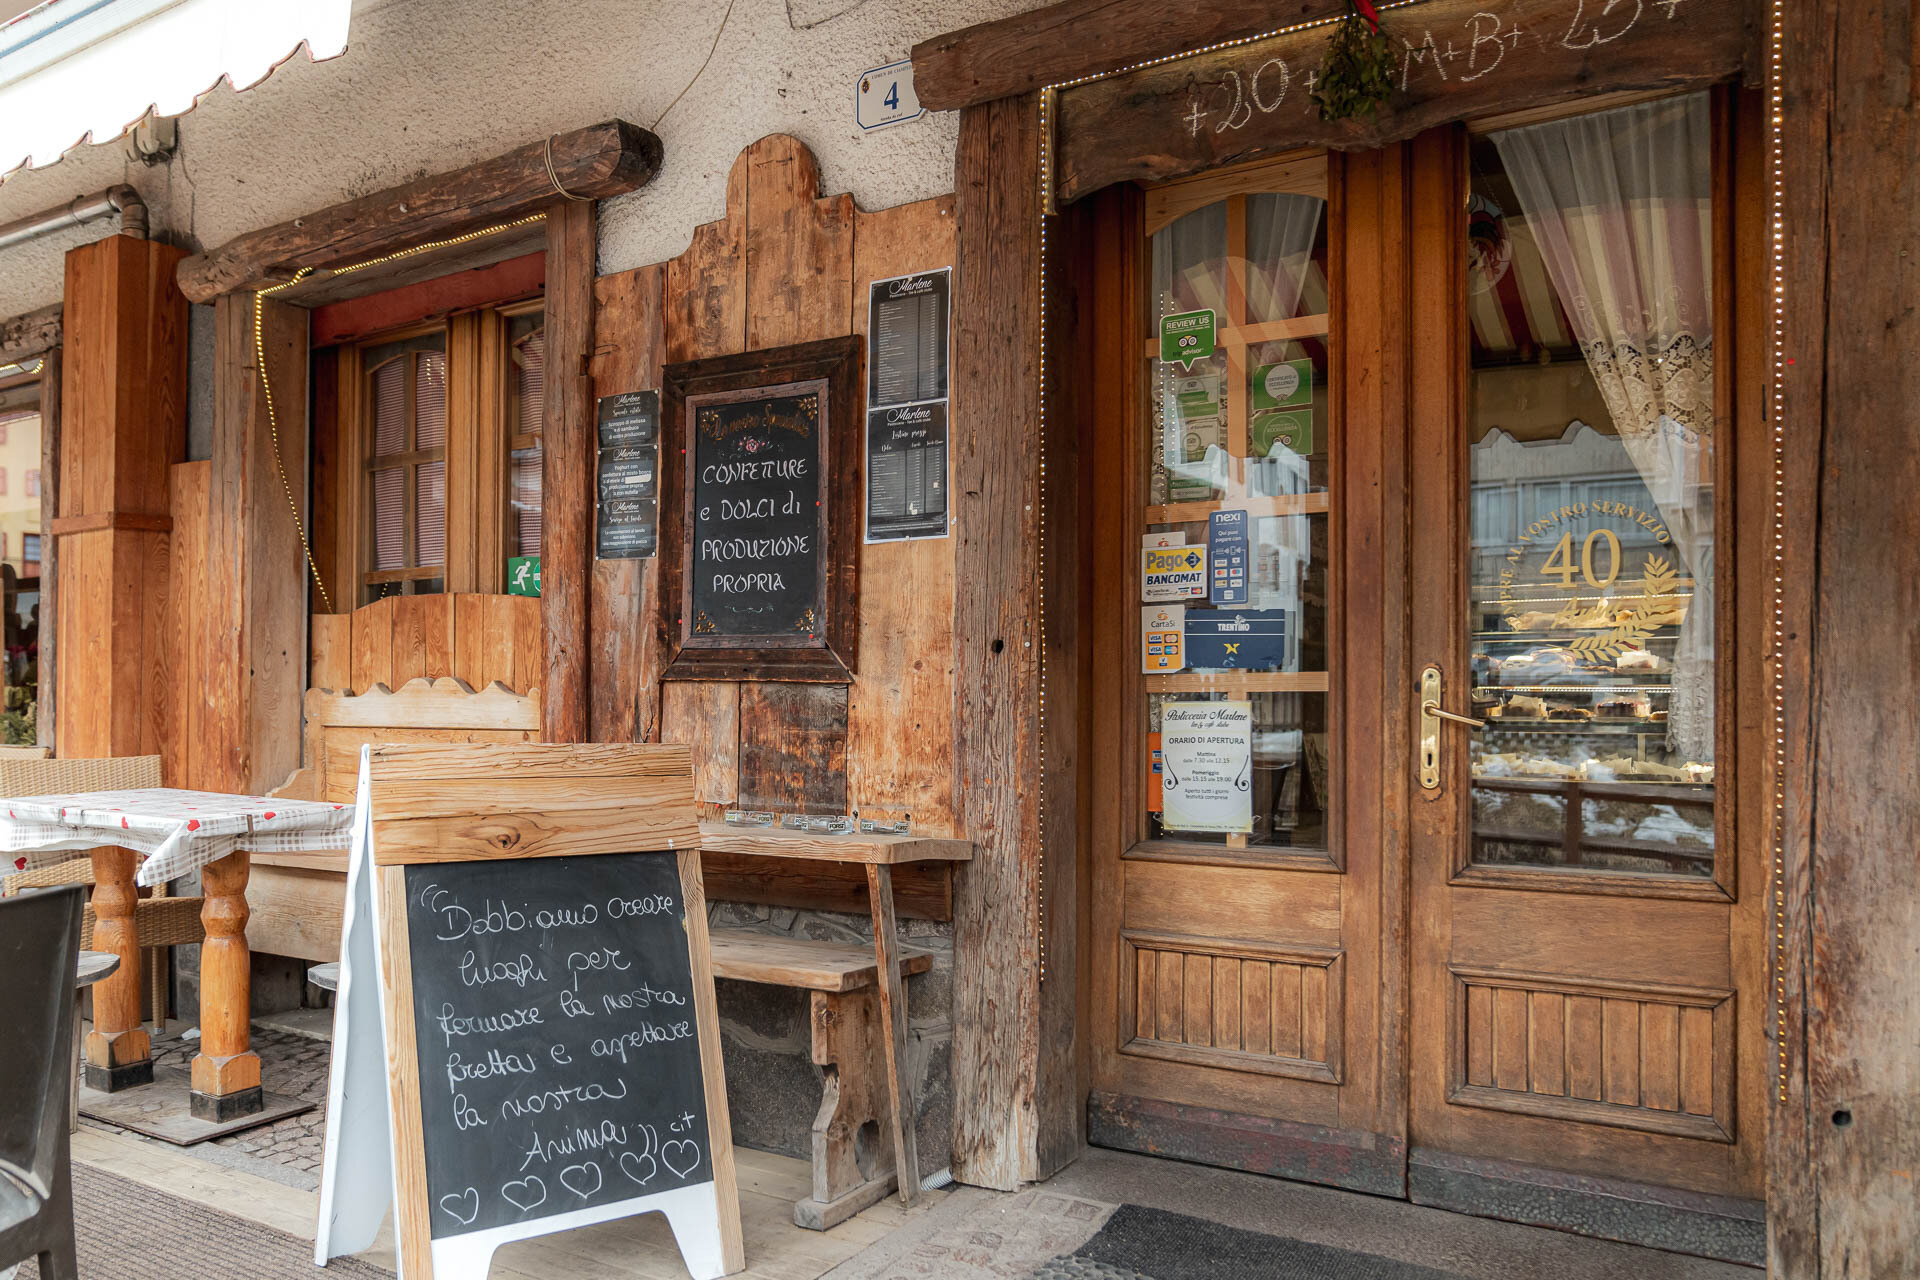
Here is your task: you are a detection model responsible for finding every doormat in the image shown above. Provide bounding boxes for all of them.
[1032,1204,1470,1280]
[15,1161,391,1279]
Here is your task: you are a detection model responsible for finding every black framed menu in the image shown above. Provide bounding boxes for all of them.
[865,268,951,543]
[659,336,863,683]
[596,390,659,560]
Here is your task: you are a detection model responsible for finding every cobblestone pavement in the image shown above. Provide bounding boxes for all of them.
[141,1023,333,1177]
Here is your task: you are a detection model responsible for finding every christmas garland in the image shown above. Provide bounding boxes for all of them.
[1312,0,1401,123]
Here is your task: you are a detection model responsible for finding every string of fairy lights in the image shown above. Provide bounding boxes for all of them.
[1765,0,1789,1105]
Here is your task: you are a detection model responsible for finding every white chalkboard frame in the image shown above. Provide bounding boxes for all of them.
[318,742,744,1280]
[659,335,864,683]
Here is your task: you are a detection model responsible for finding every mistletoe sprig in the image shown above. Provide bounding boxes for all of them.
[1312,0,1401,123]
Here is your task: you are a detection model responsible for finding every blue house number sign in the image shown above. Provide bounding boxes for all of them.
[856,59,923,131]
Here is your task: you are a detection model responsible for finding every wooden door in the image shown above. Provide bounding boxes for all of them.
[1086,147,1411,1195]
[1405,96,1766,1204]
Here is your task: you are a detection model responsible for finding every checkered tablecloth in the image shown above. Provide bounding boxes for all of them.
[0,789,355,887]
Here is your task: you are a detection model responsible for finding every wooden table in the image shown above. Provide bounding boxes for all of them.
[696,822,971,1205]
[0,789,354,1123]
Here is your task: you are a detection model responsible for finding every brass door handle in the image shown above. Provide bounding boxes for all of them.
[1418,665,1480,791]
[1422,700,1485,730]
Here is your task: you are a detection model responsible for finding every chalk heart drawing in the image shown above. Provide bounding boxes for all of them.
[438,1187,479,1225]
[618,1150,657,1187]
[662,1140,701,1179]
[502,1176,547,1212]
[559,1161,603,1201]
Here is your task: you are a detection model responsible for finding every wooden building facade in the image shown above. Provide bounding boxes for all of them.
[1,0,1913,1274]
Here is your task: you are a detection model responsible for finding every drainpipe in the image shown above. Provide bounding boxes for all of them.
[0,184,147,253]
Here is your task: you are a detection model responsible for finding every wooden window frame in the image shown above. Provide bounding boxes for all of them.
[324,298,544,608]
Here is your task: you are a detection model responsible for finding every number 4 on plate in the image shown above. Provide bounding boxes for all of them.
[857,58,923,131]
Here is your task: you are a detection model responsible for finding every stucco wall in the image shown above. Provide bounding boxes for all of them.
[0,0,1041,316]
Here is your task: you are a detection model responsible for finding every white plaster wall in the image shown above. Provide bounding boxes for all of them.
[0,0,1044,316]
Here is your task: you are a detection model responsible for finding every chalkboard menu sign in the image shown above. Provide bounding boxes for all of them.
[407,852,711,1239]
[596,391,659,560]
[313,743,741,1280]
[661,336,863,683]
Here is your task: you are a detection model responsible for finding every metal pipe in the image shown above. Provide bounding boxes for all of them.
[0,184,146,253]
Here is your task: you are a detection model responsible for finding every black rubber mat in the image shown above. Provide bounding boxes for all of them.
[1034,1203,1471,1280]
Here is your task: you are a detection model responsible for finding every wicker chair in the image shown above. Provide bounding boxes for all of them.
[0,755,205,1033]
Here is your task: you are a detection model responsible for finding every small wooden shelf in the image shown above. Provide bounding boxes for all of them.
[1146,670,1329,695]
[698,821,972,866]
[1147,491,1329,526]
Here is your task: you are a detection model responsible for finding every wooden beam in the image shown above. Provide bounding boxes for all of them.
[541,198,595,743]
[36,345,59,750]
[1052,0,1758,203]
[175,120,660,302]
[1774,5,1920,1275]
[910,0,1337,113]
[949,95,1045,1191]
[0,302,61,365]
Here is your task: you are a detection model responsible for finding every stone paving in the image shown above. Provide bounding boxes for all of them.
[142,1023,333,1178]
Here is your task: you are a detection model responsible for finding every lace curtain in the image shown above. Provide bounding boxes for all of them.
[1494,93,1717,762]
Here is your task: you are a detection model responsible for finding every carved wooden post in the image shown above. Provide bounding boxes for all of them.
[82,847,151,1089]
[190,849,260,1119]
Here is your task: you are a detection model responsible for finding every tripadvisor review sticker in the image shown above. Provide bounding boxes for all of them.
[1160,309,1216,372]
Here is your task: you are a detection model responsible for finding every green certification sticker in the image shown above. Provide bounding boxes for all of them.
[1160,309,1216,371]
[1252,356,1314,410]
[1252,409,1314,457]
[507,555,542,597]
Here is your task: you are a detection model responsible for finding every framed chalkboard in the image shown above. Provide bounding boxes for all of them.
[660,336,862,683]
[314,743,743,1280]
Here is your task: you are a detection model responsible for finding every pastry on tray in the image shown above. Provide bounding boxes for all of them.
[1596,692,1652,719]
[1615,647,1664,672]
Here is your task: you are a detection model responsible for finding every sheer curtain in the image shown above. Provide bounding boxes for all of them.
[1493,93,1716,762]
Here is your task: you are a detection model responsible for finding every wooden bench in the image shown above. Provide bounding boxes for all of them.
[708,927,932,1230]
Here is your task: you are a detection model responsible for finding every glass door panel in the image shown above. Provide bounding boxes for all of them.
[1145,179,1332,852]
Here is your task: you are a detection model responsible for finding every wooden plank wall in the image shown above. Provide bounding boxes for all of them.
[587,135,960,838]
[1773,6,1920,1275]
[307,594,541,695]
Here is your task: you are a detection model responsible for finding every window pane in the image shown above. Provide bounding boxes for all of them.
[415,351,447,450]
[372,466,405,571]
[1466,93,1717,879]
[0,407,41,745]
[372,359,407,455]
[416,459,446,568]
[1143,166,1333,851]
[512,443,543,557]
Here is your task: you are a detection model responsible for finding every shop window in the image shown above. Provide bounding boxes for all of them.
[0,387,43,746]
[1465,92,1722,879]
[1140,157,1334,851]
[335,301,544,603]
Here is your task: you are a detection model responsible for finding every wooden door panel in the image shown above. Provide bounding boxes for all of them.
[1447,889,1733,986]
[1120,860,1342,947]
[1123,933,1344,1084]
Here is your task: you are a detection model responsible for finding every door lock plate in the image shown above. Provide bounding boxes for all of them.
[1419,664,1443,791]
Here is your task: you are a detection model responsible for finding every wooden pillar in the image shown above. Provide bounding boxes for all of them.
[542,199,596,743]
[949,94,1062,1189]
[55,232,187,1089]
[194,291,309,1119]
[1771,4,1920,1275]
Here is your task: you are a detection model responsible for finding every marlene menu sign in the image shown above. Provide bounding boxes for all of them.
[660,336,864,682]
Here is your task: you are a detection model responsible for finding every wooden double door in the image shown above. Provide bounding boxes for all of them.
[1086,101,1766,1216]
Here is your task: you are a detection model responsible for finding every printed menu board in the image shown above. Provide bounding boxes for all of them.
[865,269,951,543]
[596,391,659,560]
